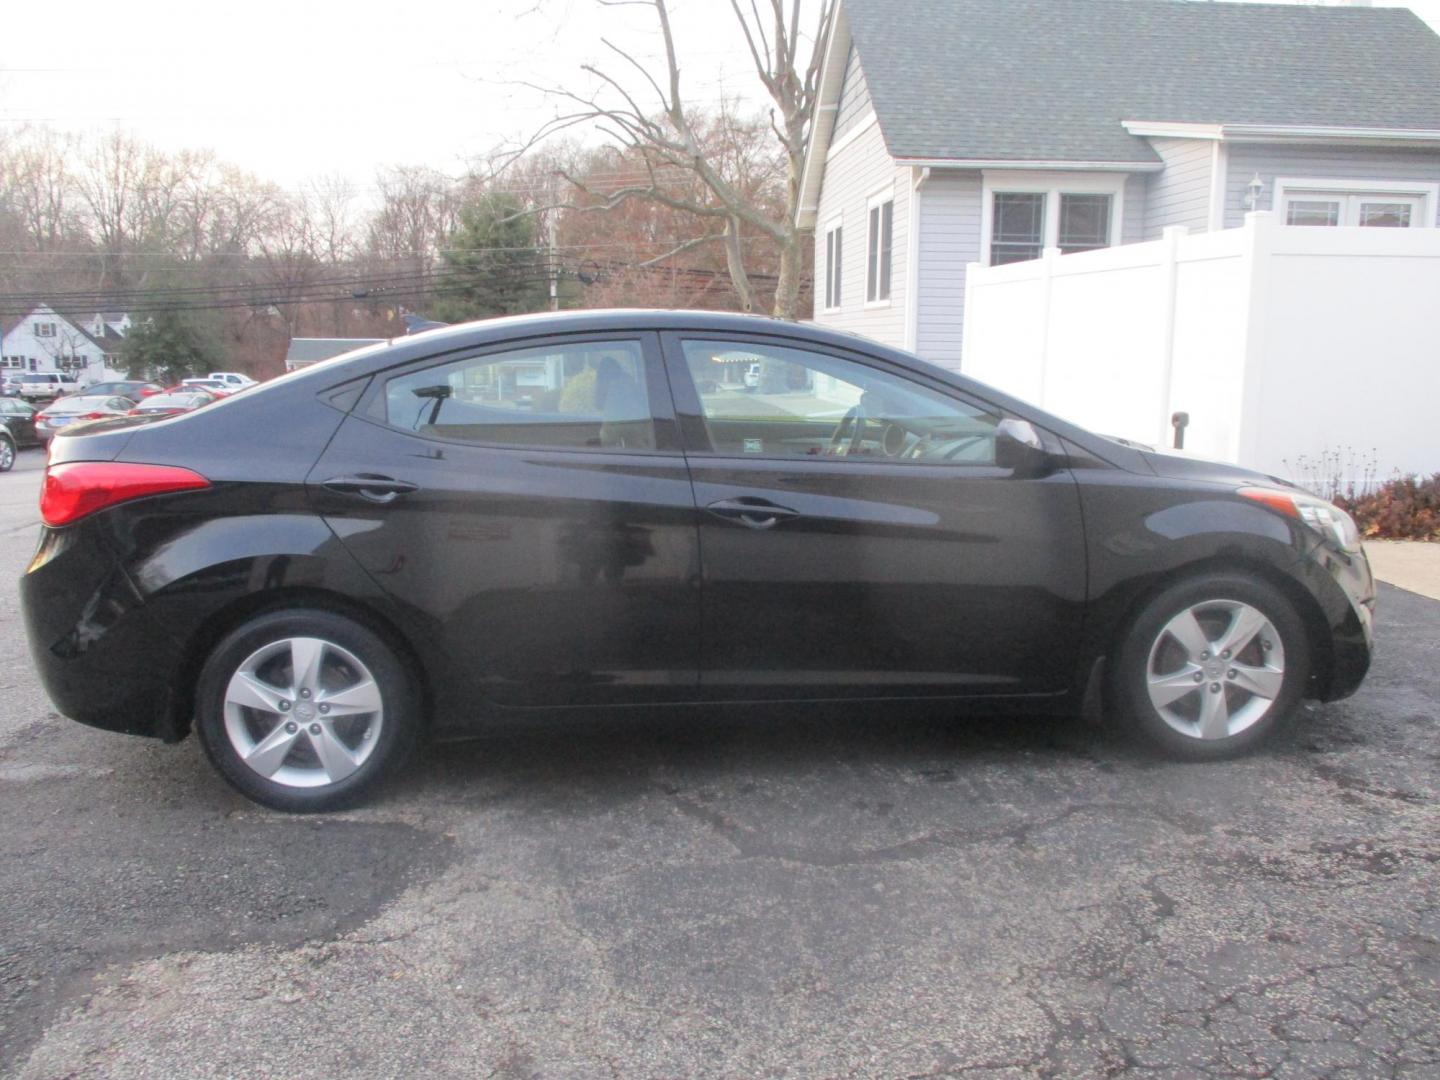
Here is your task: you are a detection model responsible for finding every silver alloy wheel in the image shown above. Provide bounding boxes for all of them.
[1146,599,1286,741]
[223,636,384,789]
[0,439,13,470]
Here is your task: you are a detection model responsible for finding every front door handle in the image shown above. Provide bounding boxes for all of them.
[705,497,801,530]
[322,474,419,502]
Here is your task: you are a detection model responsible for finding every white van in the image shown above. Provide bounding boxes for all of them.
[18,372,80,402]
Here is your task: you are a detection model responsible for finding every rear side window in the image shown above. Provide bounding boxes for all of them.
[380,340,655,451]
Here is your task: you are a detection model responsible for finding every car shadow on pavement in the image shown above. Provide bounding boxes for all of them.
[393,703,1166,804]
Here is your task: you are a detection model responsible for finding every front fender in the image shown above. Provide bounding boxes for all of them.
[1074,474,1368,699]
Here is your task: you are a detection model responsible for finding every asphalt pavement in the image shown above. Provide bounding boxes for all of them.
[2,446,1437,1078]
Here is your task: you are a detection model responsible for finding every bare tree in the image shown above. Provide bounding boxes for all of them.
[4,129,83,254]
[524,0,832,318]
[309,174,360,266]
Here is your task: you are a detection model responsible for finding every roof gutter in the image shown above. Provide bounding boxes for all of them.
[893,157,1164,172]
[1124,120,1440,146]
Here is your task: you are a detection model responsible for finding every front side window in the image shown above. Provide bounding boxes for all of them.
[680,339,999,465]
[380,340,654,451]
[866,198,893,302]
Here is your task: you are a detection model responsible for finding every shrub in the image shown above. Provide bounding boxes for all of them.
[1335,474,1440,541]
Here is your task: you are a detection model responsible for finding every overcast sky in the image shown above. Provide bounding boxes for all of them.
[2,0,1437,194]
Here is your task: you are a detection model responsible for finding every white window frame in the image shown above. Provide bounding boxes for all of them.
[34,322,56,338]
[979,171,1127,266]
[822,215,844,312]
[1272,177,1438,229]
[865,186,895,308]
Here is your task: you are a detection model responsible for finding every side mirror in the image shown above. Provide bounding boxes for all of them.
[995,418,1056,477]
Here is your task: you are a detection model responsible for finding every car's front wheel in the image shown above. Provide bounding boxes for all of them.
[1113,572,1310,760]
[195,609,419,811]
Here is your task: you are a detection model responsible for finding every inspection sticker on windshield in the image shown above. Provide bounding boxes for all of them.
[743,438,764,454]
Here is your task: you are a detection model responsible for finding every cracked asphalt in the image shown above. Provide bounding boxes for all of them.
[2,447,1438,1078]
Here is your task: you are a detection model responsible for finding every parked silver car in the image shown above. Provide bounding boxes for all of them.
[32,395,135,443]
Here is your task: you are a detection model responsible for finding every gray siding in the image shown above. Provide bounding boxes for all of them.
[812,120,909,349]
[832,44,873,143]
[910,170,1143,369]
[1224,143,1440,227]
[1143,137,1214,238]
[914,171,982,371]
[1122,173,1148,244]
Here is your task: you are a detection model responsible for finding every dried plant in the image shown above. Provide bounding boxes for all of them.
[1283,446,1379,503]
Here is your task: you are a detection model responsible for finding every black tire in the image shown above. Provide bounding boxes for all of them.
[0,435,14,472]
[195,608,420,812]
[1111,572,1310,761]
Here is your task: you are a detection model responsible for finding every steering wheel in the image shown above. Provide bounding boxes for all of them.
[826,401,868,456]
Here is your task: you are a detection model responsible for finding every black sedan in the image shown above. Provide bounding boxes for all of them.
[20,311,1375,811]
[0,397,42,449]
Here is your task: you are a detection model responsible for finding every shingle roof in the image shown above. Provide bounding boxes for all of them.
[285,338,383,364]
[844,0,1440,164]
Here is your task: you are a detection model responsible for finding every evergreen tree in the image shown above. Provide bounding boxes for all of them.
[430,194,553,322]
[121,307,222,384]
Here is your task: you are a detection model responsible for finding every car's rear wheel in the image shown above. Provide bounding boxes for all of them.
[0,435,14,472]
[1112,573,1310,760]
[195,609,419,811]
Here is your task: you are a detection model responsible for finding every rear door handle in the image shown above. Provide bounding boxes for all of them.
[322,474,419,502]
[705,497,801,530]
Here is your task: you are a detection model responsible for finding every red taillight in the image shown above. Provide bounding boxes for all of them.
[40,462,210,527]
[78,412,108,420]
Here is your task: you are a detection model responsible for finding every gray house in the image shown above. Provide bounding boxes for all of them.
[798,0,1440,369]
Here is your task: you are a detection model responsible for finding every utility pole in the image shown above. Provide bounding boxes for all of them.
[548,174,560,312]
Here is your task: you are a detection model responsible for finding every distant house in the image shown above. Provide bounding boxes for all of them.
[1,304,129,383]
[798,0,1440,367]
[285,338,383,371]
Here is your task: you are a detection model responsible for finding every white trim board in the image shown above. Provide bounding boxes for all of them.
[826,112,877,162]
[1123,120,1440,146]
[1207,141,1229,232]
[904,167,928,352]
[898,157,1162,172]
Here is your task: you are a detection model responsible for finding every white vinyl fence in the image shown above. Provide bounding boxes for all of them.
[961,212,1440,487]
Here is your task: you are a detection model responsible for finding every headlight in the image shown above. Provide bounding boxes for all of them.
[1238,487,1361,552]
